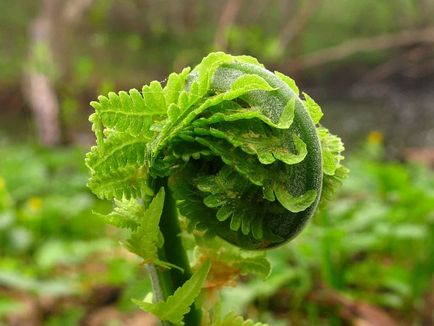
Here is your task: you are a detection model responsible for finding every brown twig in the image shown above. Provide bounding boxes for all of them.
[360,47,429,83]
[278,0,321,52]
[287,27,434,71]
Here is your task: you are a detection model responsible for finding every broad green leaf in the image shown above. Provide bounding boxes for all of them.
[133,260,211,325]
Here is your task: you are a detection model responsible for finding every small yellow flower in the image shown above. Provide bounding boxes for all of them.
[367,130,383,145]
[27,196,43,212]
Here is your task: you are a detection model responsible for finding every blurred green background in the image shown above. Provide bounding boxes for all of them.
[0,0,433,325]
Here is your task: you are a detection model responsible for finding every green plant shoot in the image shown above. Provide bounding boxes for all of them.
[85,52,347,325]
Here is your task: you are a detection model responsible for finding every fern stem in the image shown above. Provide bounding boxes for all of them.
[145,263,171,326]
[151,179,201,326]
[145,263,165,302]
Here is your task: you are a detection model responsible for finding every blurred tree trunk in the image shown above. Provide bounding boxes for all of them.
[23,0,94,146]
[23,0,60,146]
[213,0,243,51]
[183,0,198,32]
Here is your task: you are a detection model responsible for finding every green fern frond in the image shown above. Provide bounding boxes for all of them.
[94,198,144,230]
[302,92,323,124]
[86,51,347,250]
[133,260,211,325]
[86,132,151,200]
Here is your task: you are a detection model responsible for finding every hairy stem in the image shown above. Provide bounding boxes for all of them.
[149,179,201,326]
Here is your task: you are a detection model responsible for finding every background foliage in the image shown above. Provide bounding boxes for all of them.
[0,0,433,325]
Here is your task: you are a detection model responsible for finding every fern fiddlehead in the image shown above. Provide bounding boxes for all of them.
[85,52,347,325]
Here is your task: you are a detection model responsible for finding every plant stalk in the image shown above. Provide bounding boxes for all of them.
[145,263,170,326]
[149,179,201,326]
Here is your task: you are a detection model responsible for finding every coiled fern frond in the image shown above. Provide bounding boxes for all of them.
[86,52,347,250]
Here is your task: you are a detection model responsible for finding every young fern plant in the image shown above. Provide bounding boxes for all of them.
[85,52,347,325]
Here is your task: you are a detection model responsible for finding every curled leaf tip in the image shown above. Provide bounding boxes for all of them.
[86,52,347,250]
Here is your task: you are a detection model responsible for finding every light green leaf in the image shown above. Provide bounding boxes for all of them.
[164,67,191,105]
[193,119,306,165]
[321,165,349,204]
[124,188,166,265]
[94,199,144,230]
[133,260,211,325]
[276,97,296,128]
[318,127,345,176]
[231,74,275,92]
[90,89,159,137]
[274,185,317,213]
[190,95,296,131]
[303,92,323,124]
[142,80,167,114]
[274,71,299,96]
[85,132,151,200]
[234,55,264,67]
[195,52,234,96]
[153,78,282,158]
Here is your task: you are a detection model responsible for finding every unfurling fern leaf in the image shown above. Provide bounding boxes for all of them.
[86,52,347,250]
[133,260,211,326]
[86,52,347,325]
